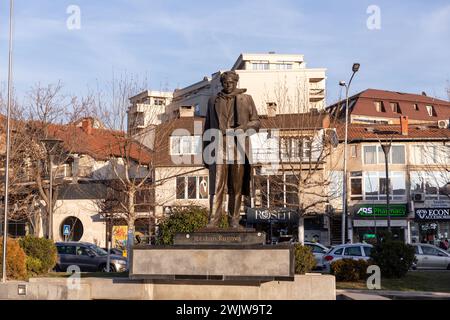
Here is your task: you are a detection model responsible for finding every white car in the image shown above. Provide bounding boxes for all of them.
[304,242,330,269]
[411,243,450,270]
[321,243,373,272]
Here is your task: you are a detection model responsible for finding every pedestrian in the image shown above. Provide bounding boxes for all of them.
[445,238,449,251]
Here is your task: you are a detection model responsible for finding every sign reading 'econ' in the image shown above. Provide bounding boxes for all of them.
[415,208,450,221]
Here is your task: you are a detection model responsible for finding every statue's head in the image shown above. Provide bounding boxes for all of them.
[220,71,239,94]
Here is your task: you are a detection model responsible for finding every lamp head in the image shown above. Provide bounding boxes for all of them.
[352,63,360,73]
[339,80,346,87]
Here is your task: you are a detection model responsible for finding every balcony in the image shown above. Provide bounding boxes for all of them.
[309,88,325,102]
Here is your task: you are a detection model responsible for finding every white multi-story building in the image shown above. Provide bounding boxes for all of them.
[164,52,327,121]
[128,90,173,135]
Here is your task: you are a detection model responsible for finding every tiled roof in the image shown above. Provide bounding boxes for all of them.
[335,123,450,142]
[329,89,450,121]
[44,122,152,163]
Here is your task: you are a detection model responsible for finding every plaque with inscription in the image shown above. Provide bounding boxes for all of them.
[174,229,266,246]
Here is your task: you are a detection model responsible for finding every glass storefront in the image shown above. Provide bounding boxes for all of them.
[412,221,450,246]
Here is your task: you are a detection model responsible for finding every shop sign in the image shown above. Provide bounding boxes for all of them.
[415,208,450,221]
[355,204,407,217]
[246,207,299,224]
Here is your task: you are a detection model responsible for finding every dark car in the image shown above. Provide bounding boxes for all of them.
[101,248,124,257]
[55,242,128,272]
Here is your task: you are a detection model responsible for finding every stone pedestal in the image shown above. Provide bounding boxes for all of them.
[130,244,294,281]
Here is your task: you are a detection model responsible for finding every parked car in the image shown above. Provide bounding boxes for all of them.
[304,242,329,269]
[55,242,128,272]
[321,243,373,272]
[101,247,124,256]
[411,243,450,270]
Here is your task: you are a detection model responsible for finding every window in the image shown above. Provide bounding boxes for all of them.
[363,246,372,256]
[426,105,436,117]
[308,244,326,253]
[153,98,166,106]
[333,248,344,255]
[374,101,385,112]
[363,171,406,201]
[170,136,202,155]
[351,145,357,158]
[411,171,450,200]
[363,145,405,164]
[280,137,312,161]
[188,177,197,199]
[57,245,76,255]
[176,177,186,199]
[344,246,362,257]
[413,104,419,111]
[363,146,377,164]
[391,145,406,164]
[76,246,90,256]
[252,63,269,70]
[350,174,363,200]
[176,176,209,200]
[411,145,449,164]
[276,63,293,70]
[257,174,299,208]
[390,102,401,113]
[421,246,440,256]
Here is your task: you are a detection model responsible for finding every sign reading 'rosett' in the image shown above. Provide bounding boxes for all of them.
[355,204,408,217]
[415,208,450,221]
[246,207,299,224]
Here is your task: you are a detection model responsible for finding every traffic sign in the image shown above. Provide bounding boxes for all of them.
[63,225,71,236]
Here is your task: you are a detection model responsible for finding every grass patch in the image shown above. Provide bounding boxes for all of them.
[337,271,450,293]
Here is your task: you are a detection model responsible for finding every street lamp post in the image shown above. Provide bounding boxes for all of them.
[380,143,392,233]
[41,139,62,240]
[339,63,360,245]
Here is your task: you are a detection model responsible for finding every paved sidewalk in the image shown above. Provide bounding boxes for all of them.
[337,289,450,300]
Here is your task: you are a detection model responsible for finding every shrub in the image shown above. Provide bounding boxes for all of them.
[331,259,369,282]
[0,237,27,280]
[157,207,209,245]
[294,244,316,274]
[370,236,416,279]
[19,236,57,276]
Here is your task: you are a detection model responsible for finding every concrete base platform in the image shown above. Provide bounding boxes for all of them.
[0,275,336,300]
[130,245,294,281]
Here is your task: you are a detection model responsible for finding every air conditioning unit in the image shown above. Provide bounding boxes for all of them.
[412,193,426,202]
[437,120,449,129]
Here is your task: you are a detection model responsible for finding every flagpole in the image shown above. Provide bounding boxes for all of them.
[2,0,14,283]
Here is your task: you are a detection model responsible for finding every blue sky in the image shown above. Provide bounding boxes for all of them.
[0,0,449,104]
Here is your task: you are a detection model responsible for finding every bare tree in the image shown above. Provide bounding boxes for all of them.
[0,82,96,238]
[252,79,341,245]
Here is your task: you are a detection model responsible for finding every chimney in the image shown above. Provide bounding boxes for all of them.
[179,105,194,118]
[400,116,408,136]
[267,102,277,117]
[82,118,93,135]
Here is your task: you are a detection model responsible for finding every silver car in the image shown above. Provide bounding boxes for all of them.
[411,244,450,270]
[321,243,373,272]
[304,242,329,269]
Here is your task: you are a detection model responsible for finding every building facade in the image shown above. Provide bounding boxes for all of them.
[162,53,326,122]
[330,118,450,245]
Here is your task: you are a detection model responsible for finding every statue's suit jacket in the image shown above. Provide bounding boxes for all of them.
[203,90,260,196]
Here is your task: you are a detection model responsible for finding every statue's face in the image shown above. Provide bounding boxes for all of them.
[221,78,237,94]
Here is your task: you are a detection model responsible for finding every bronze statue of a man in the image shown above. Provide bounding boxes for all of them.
[203,71,260,228]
